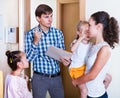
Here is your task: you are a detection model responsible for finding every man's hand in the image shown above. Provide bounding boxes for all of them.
[33,27,42,45]
[60,57,71,67]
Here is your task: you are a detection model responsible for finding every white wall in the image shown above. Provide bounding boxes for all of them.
[86,0,120,98]
[0,0,19,80]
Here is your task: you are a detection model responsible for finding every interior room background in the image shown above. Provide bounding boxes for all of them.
[0,0,120,98]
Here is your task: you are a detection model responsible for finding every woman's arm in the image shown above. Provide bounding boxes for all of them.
[72,45,111,86]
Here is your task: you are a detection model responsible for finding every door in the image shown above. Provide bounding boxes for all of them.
[57,0,85,98]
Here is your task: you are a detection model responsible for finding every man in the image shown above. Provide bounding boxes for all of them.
[25,4,65,98]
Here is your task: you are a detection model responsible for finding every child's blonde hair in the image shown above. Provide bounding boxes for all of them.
[76,20,89,39]
[76,20,89,31]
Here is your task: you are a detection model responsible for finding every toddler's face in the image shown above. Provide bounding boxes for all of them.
[77,24,90,40]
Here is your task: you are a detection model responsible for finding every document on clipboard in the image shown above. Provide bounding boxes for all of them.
[45,46,72,61]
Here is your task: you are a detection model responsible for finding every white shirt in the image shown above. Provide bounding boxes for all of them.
[69,42,91,68]
[85,42,111,97]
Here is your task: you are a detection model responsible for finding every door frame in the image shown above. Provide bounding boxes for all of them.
[56,0,86,29]
[56,1,86,97]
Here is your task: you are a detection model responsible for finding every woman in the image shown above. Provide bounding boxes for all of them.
[61,11,119,98]
[72,11,119,98]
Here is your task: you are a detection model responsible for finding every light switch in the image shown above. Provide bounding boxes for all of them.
[6,27,18,43]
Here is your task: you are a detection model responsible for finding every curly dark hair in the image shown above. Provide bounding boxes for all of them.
[91,11,120,48]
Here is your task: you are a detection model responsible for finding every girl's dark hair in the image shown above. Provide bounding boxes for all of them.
[35,4,53,17]
[91,11,120,48]
[6,50,22,71]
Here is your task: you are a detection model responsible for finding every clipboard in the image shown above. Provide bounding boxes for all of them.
[45,46,72,61]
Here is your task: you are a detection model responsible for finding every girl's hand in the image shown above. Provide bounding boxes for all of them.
[77,31,86,40]
[24,75,29,82]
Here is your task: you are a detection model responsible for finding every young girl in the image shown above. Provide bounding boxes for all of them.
[4,50,32,98]
[69,20,112,98]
